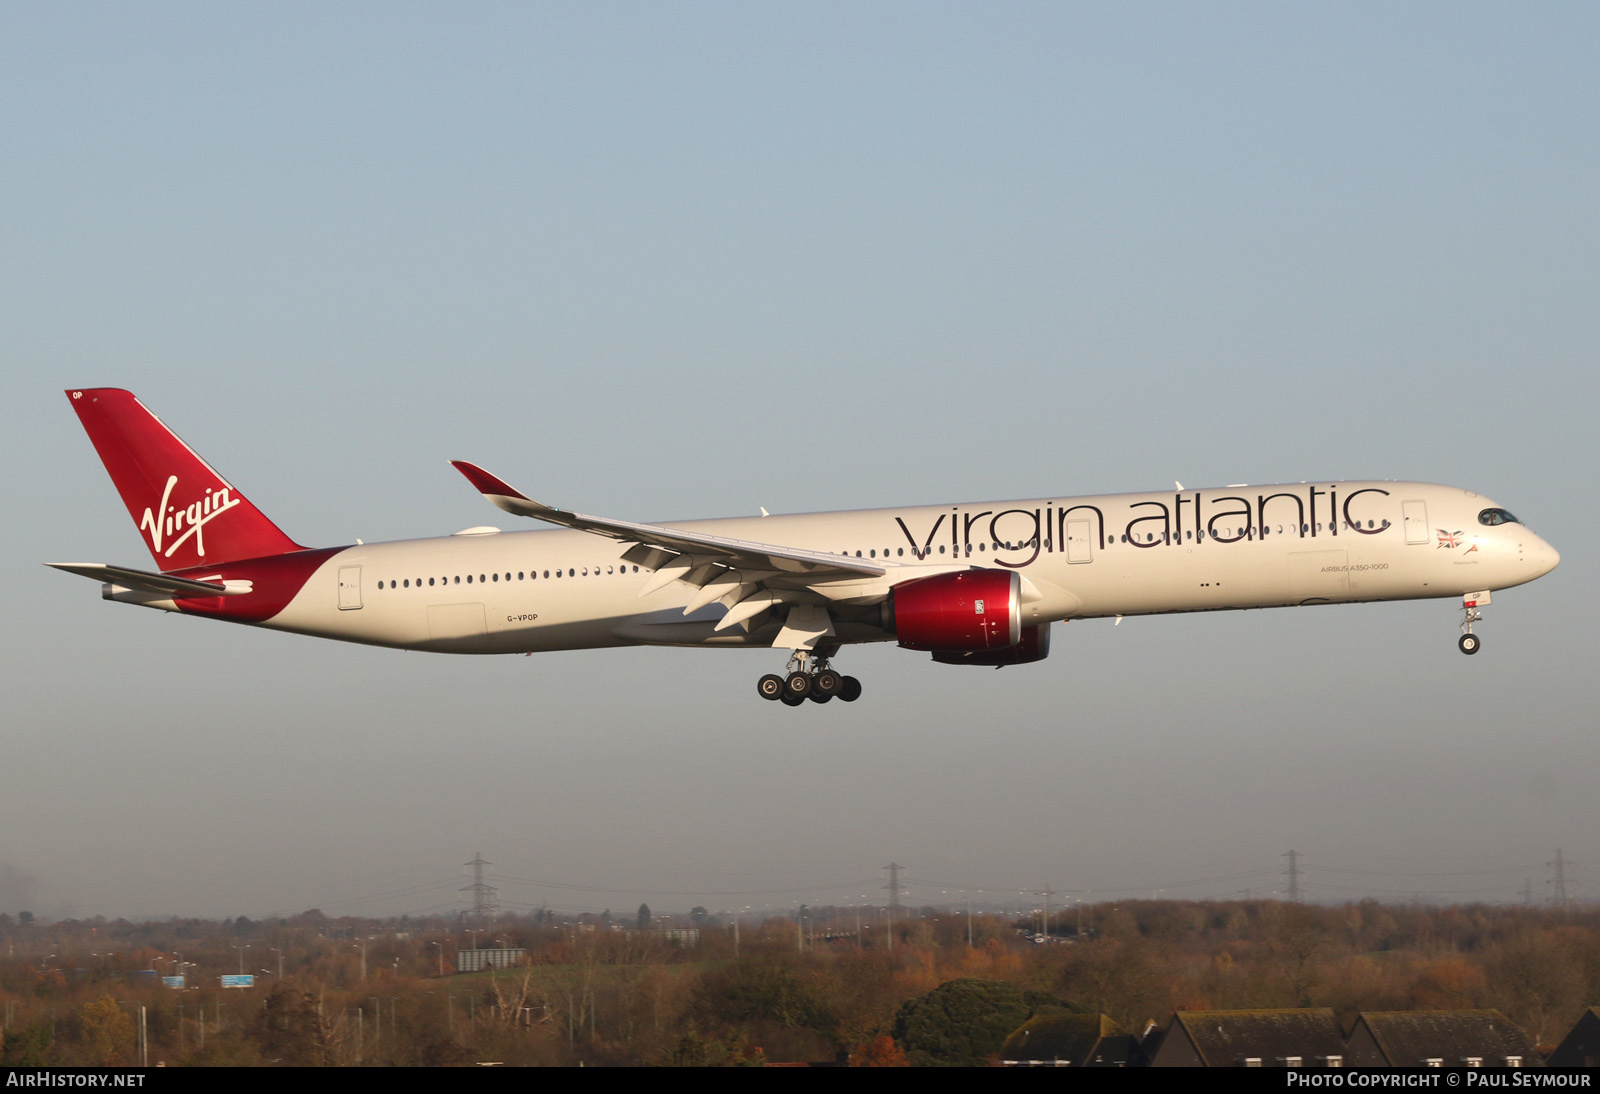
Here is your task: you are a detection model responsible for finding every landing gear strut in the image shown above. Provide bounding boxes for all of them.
[1458,590,1489,655]
[756,649,862,705]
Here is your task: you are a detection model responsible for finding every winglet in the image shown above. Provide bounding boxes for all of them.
[450,461,565,522]
[451,460,531,501]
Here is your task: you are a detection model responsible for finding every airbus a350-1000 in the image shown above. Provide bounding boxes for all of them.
[51,389,1560,704]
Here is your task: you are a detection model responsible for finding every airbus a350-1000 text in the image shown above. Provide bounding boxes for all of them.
[50,389,1560,704]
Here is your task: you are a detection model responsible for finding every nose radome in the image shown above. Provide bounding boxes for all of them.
[1532,538,1560,577]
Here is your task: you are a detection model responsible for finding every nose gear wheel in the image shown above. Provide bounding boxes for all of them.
[1458,592,1487,655]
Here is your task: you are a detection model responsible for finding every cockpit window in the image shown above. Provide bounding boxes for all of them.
[1478,508,1519,526]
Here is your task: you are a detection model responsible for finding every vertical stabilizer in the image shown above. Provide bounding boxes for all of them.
[66,388,304,571]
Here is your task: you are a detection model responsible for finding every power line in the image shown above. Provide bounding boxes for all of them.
[1282,850,1303,902]
[1548,848,1576,908]
[462,851,497,922]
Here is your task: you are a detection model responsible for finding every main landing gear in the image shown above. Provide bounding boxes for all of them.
[1458,590,1489,655]
[757,650,862,706]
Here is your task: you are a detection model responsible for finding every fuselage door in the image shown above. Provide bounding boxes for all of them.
[338,566,363,610]
[1065,519,1094,564]
[1402,500,1429,545]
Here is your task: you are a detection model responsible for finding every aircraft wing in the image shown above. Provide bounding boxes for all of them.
[46,562,245,597]
[451,461,904,640]
[451,461,888,579]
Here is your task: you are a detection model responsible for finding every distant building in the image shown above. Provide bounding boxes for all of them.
[1547,1009,1600,1067]
[1146,1009,1347,1067]
[1000,1013,1133,1067]
[1344,1011,1541,1068]
[622,927,700,948]
[456,947,525,972]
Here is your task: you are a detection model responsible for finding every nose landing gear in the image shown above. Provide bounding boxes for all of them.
[1458,590,1489,655]
[757,650,862,705]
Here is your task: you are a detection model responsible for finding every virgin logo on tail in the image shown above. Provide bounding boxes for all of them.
[139,475,240,559]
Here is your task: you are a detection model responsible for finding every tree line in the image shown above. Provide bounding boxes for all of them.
[1,899,1596,1065]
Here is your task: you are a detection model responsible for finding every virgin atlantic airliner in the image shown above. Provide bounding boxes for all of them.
[50,389,1560,704]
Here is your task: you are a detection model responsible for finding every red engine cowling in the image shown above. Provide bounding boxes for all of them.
[891,569,1021,652]
[931,623,1051,666]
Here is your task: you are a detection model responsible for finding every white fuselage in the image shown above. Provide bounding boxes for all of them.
[155,480,1556,655]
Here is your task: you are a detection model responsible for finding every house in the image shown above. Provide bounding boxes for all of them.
[1542,1010,1600,1068]
[1344,1011,1541,1068]
[1146,1009,1347,1067]
[1547,1008,1600,1068]
[999,1013,1133,1067]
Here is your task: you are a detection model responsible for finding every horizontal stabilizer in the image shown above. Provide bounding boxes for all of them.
[46,562,246,597]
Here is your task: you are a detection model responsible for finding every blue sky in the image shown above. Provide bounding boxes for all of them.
[4,2,1596,920]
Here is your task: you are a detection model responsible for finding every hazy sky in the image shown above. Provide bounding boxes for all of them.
[4,2,1596,921]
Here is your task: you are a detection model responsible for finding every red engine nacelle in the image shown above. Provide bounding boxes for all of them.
[891,569,1021,652]
[931,623,1051,666]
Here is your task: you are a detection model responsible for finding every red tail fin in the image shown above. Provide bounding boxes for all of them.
[67,388,304,571]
